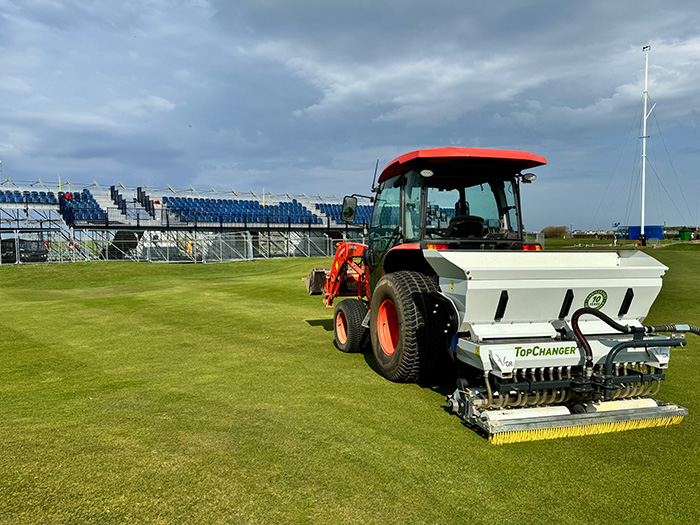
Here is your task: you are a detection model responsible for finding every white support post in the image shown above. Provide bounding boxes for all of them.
[640,45,651,242]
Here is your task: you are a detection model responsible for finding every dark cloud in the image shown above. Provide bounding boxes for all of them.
[0,0,699,228]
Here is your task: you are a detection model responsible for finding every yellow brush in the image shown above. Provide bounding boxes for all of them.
[489,415,685,445]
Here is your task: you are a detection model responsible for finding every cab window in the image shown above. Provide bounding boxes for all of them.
[425,178,520,239]
[403,171,424,242]
[369,176,402,255]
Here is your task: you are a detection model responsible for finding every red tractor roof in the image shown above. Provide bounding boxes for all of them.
[378,147,547,183]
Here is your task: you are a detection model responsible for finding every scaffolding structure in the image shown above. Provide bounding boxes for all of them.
[0,178,370,265]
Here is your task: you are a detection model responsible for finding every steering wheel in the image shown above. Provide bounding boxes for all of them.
[444,215,485,238]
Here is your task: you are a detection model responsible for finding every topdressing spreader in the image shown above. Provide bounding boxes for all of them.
[306,147,699,444]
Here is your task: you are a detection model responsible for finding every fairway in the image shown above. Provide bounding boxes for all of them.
[1,251,700,524]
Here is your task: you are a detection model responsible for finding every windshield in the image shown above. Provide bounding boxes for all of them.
[424,176,521,240]
[368,169,523,251]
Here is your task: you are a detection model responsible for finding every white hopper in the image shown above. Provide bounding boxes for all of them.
[424,250,667,341]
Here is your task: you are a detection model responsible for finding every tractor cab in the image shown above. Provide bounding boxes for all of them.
[370,163,526,249]
[341,147,546,287]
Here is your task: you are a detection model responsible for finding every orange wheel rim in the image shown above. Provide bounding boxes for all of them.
[336,310,348,344]
[377,299,399,355]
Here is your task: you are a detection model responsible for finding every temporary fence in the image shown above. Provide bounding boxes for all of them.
[0,228,366,265]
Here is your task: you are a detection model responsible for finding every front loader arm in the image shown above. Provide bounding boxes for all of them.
[323,242,370,308]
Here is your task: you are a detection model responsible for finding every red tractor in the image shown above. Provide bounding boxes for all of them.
[307,146,700,443]
[306,146,545,382]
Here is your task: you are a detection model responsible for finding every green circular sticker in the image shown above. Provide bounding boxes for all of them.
[584,289,608,310]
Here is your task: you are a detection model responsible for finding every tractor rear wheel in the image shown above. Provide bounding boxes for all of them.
[370,271,440,382]
[334,299,370,353]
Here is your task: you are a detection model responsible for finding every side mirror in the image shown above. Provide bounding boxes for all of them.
[341,195,358,223]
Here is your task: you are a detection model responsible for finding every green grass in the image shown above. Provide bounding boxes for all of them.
[545,237,695,250]
[1,254,700,524]
[546,237,618,249]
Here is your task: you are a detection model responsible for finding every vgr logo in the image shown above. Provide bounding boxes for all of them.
[584,289,608,310]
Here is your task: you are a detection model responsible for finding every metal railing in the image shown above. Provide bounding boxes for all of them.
[0,228,364,265]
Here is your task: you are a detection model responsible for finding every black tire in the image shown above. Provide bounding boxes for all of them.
[334,299,370,353]
[370,271,440,382]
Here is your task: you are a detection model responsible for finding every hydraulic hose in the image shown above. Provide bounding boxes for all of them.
[570,307,700,374]
[570,307,637,370]
[645,324,700,336]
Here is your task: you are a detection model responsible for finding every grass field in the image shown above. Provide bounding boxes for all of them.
[544,237,688,250]
[1,248,700,524]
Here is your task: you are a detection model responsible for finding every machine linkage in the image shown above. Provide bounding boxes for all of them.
[464,361,668,411]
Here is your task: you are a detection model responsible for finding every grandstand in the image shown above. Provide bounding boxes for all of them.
[0,189,59,205]
[162,196,323,227]
[316,202,372,225]
[0,178,367,264]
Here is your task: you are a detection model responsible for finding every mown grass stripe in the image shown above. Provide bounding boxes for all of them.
[0,253,699,524]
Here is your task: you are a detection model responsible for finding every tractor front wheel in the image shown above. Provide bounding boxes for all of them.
[370,271,439,382]
[334,299,370,353]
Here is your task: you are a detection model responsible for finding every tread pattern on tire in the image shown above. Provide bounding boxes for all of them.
[370,271,440,382]
[334,298,370,353]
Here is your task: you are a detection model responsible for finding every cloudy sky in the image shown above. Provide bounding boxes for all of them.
[1,0,699,230]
